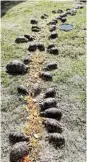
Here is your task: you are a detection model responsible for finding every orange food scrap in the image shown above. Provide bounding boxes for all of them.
[23,155,30,162]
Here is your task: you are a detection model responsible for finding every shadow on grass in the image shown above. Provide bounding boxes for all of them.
[1,1,25,17]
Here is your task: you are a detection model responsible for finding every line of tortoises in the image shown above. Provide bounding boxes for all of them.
[5,3,84,161]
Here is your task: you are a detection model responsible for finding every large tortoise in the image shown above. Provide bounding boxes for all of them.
[10,142,29,162]
[6,60,29,74]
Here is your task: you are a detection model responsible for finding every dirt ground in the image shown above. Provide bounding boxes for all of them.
[1,0,86,162]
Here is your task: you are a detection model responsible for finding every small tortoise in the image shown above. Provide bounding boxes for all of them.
[49,25,56,32]
[39,71,53,81]
[44,87,56,98]
[30,83,41,97]
[43,118,63,133]
[9,132,29,144]
[24,34,35,41]
[17,85,28,95]
[48,47,59,55]
[30,19,38,24]
[23,55,31,65]
[39,97,57,111]
[52,10,57,14]
[57,9,63,14]
[28,43,37,52]
[37,43,45,51]
[60,17,67,23]
[44,62,57,71]
[59,12,67,18]
[15,36,29,43]
[40,107,62,120]
[48,133,65,148]
[10,142,29,162]
[31,26,41,32]
[41,14,48,19]
[47,43,55,51]
[49,32,58,39]
[6,60,29,74]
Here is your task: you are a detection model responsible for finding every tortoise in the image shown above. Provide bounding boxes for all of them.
[47,43,55,51]
[6,60,29,74]
[28,43,37,52]
[47,133,65,148]
[37,43,45,51]
[57,9,63,14]
[40,107,62,120]
[44,87,56,98]
[9,132,29,144]
[30,19,38,24]
[43,118,63,133]
[10,142,29,162]
[15,36,28,43]
[43,62,57,71]
[39,97,57,111]
[48,47,59,55]
[23,55,31,65]
[39,71,53,81]
[49,32,58,39]
[24,34,35,41]
[49,25,56,32]
[17,85,28,95]
[30,83,41,97]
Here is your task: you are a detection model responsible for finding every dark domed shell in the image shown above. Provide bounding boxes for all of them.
[48,133,65,148]
[10,142,29,162]
[39,97,57,111]
[9,132,29,144]
[6,60,29,74]
[44,87,56,98]
[39,72,53,81]
[43,118,63,133]
[40,107,62,120]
